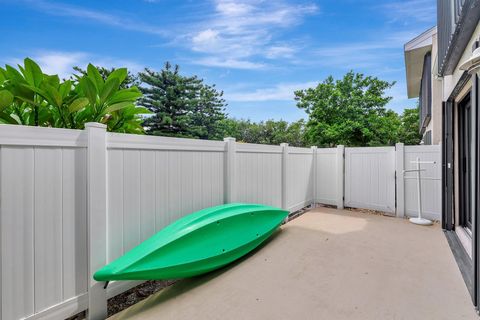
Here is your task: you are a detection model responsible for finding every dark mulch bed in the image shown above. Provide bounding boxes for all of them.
[107,280,176,317]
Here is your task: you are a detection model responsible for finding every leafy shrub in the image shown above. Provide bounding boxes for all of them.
[0,58,150,133]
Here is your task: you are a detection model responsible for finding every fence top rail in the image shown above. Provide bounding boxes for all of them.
[107,132,226,152]
[236,142,282,154]
[0,124,87,147]
[345,146,395,153]
[404,145,441,152]
[315,147,337,154]
[288,146,312,154]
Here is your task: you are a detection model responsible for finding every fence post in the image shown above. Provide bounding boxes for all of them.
[336,145,345,209]
[395,143,405,218]
[85,123,107,320]
[280,143,289,210]
[311,146,318,208]
[224,137,236,204]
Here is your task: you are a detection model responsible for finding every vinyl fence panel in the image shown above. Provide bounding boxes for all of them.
[315,148,338,206]
[344,147,396,214]
[0,126,88,320]
[105,133,225,297]
[235,143,282,207]
[404,145,442,220]
[286,147,314,211]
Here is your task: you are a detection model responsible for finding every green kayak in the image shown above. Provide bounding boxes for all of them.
[94,203,288,281]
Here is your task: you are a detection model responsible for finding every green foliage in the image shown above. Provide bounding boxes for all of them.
[0,58,149,133]
[295,71,401,147]
[398,106,422,145]
[72,65,140,89]
[139,62,227,139]
[222,118,307,147]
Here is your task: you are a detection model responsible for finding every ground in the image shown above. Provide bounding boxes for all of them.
[108,207,477,320]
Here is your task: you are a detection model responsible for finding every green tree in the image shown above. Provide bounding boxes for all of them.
[189,84,227,140]
[222,118,307,147]
[295,71,398,147]
[398,106,422,145]
[139,62,227,139]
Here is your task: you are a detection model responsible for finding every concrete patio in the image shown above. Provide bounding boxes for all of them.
[109,207,476,320]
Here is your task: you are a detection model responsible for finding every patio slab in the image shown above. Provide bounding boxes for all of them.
[109,207,477,320]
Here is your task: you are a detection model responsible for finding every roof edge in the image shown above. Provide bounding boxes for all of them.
[404,26,437,52]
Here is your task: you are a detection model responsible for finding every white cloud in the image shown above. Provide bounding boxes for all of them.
[34,52,88,78]
[312,30,426,70]
[185,0,318,68]
[381,0,436,24]
[225,81,318,102]
[265,45,297,59]
[24,0,167,36]
[215,1,253,16]
[194,57,266,70]
[192,29,221,51]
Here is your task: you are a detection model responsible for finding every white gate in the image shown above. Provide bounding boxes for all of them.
[344,147,396,214]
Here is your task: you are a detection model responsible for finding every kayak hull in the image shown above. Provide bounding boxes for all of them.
[94,203,288,281]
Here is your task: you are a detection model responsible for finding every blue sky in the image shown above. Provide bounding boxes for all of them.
[0,0,436,122]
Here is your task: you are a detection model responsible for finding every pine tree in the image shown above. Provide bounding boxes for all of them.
[138,62,226,139]
[189,84,227,140]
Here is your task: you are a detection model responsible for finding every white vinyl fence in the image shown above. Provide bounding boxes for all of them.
[0,124,441,320]
[344,147,396,214]
[401,145,442,220]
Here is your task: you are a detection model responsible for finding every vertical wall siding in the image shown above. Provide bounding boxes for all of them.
[235,144,282,207]
[0,146,87,320]
[315,148,338,206]
[107,149,224,262]
[404,145,442,220]
[287,148,314,211]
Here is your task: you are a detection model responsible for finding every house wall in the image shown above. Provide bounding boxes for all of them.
[442,23,480,101]
[442,19,479,259]
[442,24,480,234]
[414,31,442,145]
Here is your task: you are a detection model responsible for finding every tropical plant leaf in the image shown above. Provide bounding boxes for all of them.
[87,64,104,92]
[5,65,26,83]
[43,74,60,88]
[132,106,152,114]
[23,58,44,87]
[107,68,128,84]
[69,97,89,113]
[0,67,6,83]
[15,96,43,108]
[0,112,21,124]
[43,84,63,107]
[59,80,72,99]
[104,101,133,113]
[9,113,22,124]
[0,90,14,109]
[80,77,98,105]
[107,88,142,104]
[19,83,48,100]
[100,77,120,104]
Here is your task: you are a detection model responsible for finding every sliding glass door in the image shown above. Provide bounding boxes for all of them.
[459,93,472,231]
